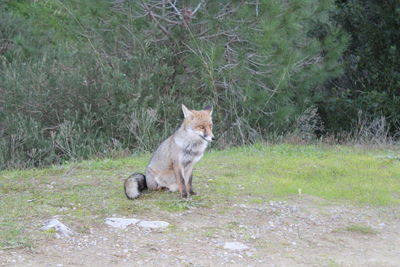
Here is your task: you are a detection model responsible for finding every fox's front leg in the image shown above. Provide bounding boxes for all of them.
[173,163,187,198]
[185,165,196,196]
[188,174,197,196]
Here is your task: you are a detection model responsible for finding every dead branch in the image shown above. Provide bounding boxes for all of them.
[192,0,205,15]
[168,0,183,20]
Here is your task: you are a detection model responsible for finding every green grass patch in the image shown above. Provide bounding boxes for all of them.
[198,144,400,206]
[0,144,399,248]
[0,220,33,249]
[337,224,378,235]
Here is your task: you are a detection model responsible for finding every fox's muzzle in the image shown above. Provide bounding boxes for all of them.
[200,134,215,143]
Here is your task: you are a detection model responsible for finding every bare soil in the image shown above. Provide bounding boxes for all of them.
[1,195,399,267]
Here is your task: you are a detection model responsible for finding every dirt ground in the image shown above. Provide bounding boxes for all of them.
[1,195,399,267]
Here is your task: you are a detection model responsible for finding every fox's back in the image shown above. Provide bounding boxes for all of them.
[146,136,174,172]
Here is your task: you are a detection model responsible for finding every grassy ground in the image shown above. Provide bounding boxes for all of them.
[1,144,399,250]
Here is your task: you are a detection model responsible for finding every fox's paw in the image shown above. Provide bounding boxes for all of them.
[181,191,188,198]
[189,190,197,196]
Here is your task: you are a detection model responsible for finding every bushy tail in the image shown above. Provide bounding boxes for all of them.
[124,173,147,199]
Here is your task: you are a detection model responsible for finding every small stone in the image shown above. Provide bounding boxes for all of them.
[223,242,249,251]
[105,218,140,229]
[245,251,253,257]
[105,218,169,229]
[137,220,169,229]
[41,219,74,237]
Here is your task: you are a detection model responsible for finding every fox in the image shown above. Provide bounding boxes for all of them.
[124,104,215,199]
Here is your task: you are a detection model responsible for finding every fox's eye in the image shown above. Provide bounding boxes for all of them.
[199,126,204,130]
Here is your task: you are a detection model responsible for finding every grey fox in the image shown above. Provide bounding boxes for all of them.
[124,104,214,199]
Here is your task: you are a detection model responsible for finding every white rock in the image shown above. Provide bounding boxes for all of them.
[105,218,169,229]
[223,242,249,251]
[137,220,170,229]
[105,218,140,229]
[41,219,74,237]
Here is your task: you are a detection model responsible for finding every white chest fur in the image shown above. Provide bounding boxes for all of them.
[174,134,208,167]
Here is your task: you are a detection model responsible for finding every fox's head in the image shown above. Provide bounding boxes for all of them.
[182,104,215,143]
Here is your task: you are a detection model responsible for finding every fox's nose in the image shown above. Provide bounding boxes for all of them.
[211,136,216,141]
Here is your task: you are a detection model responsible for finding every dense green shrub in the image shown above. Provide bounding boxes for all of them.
[0,0,347,169]
[319,0,400,133]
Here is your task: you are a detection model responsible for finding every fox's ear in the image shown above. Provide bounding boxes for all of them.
[204,104,213,115]
[182,104,193,119]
